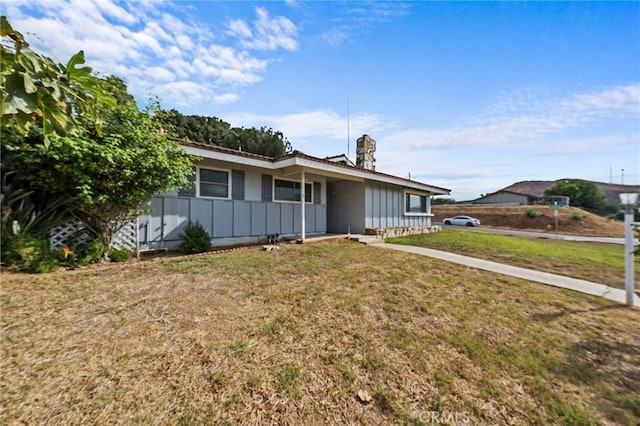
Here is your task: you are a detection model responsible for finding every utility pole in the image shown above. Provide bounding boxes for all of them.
[347,99,350,160]
[610,165,612,184]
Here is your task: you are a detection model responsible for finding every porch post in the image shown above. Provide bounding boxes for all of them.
[300,170,306,242]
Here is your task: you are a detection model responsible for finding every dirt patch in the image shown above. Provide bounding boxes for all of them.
[432,205,624,237]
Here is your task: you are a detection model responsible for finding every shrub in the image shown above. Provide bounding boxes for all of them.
[502,212,510,218]
[3,235,59,273]
[526,208,539,218]
[108,248,134,262]
[67,239,106,267]
[179,221,212,254]
[572,213,586,221]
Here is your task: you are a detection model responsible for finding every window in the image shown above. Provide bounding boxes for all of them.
[405,192,428,214]
[274,179,313,203]
[198,168,229,198]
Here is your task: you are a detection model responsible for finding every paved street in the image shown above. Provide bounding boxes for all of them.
[441,225,636,245]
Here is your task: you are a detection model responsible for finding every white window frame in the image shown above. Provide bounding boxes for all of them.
[273,177,313,204]
[404,190,431,216]
[196,166,231,199]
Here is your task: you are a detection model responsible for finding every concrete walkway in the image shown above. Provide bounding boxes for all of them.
[356,236,640,308]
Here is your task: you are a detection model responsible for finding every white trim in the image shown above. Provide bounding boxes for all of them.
[404,190,430,216]
[273,176,313,204]
[196,166,232,199]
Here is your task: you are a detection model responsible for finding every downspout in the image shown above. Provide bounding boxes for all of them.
[300,169,306,242]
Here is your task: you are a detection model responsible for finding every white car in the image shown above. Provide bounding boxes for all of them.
[443,216,481,227]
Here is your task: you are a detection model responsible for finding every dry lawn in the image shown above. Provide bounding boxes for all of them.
[1,239,639,425]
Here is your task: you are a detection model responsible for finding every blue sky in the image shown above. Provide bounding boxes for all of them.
[7,1,640,200]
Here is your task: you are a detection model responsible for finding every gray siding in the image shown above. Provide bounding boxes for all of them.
[139,196,326,247]
[364,181,432,228]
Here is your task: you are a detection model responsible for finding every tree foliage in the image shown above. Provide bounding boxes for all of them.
[3,82,194,252]
[1,17,195,262]
[544,180,606,210]
[0,16,112,148]
[161,109,293,157]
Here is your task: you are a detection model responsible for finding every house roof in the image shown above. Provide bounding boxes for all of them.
[499,181,555,198]
[179,141,451,195]
[324,154,356,167]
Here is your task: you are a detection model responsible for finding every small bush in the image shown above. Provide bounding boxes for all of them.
[526,208,539,218]
[108,248,134,262]
[3,235,59,273]
[70,239,106,266]
[179,221,212,254]
[502,212,510,218]
[572,213,586,221]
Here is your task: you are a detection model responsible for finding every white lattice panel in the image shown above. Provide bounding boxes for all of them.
[112,221,137,251]
[49,221,90,250]
[50,220,138,252]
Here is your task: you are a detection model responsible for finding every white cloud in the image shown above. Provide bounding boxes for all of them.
[9,1,298,109]
[319,2,411,47]
[226,109,391,141]
[92,0,137,25]
[144,67,176,83]
[214,93,240,104]
[229,7,298,51]
[154,81,214,106]
[320,27,350,47]
[228,19,253,39]
[534,135,640,155]
[385,84,640,150]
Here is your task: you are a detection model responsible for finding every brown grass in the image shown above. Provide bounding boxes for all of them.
[432,205,625,237]
[1,240,639,425]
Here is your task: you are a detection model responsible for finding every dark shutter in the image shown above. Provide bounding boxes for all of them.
[313,182,321,205]
[178,167,196,197]
[231,170,245,200]
[262,174,272,202]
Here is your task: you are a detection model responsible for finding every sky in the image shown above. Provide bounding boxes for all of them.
[5,0,640,200]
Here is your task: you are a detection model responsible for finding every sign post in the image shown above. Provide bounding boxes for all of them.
[549,201,563,238]
[620,193,638,306]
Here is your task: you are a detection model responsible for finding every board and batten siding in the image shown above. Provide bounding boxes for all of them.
[138,196,327,248]
[364,180,432,229]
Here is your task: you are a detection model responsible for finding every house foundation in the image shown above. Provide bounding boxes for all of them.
[365,225,441,239]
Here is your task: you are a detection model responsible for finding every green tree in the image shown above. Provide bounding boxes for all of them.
[1,16,112,148]
[1,18,195,264]
[162,110,292,157]
[544,180,606,210]
[3,86,195,255]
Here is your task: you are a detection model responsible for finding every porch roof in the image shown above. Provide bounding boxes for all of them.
[181,141,451,195]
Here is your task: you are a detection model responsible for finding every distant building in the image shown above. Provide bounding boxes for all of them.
[470,179,640,205]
